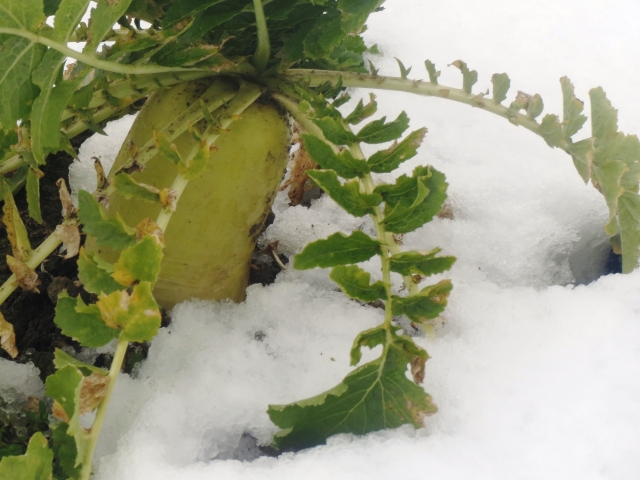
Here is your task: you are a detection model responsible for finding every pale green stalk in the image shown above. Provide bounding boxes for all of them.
[0,27,210,75]
[79,338,128,480]
[281,70,572,152]
[252,0,270,73]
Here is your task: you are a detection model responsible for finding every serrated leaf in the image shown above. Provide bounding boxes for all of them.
[0,0,47,125]
[491,73,510,104]
[96,282,161,343]
[268,329,435,450]
[527,94,544,119]
[391,279,453,322]
[389,249,456,277]
[78,190,136,250]
[112,235,163,286]
[77,247,122,295]
[590,87,618,142]
[368,128,426,173]
[0,432,53,480]
[307,170,381,217]
[313,116,357,145]
[114,173,161,203]
[52,423,80,480]
[378,166,448,234]
[55,292,120,347]
[45,365,83,423]
[395,58,412,79]
[294,231,381,270]
[162,0,225,27]
[302,134,369,179]
[53,348,108,376]
[345,93,377,125]
[26,168,42,223]
[338,0,379,32]
[450,60,478,94]
[84,0,135,52]
[593,160,627,235]
[568,138,594,183]
[330,265,387,303]
[539,114,564,148]
[356,111,410,144]
[560,77,587,138]
[349,325,386,366]
[424,60,439,84]
[2,191,31,261]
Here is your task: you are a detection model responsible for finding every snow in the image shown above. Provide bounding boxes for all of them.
[4,0,640,478]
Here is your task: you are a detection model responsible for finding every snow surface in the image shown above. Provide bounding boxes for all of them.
[4,0,640,478]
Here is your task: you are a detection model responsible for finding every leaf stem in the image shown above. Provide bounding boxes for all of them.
[0,27,211,75]
[280,70,572,151]
[252,0,271,73]
[79,338,128,480]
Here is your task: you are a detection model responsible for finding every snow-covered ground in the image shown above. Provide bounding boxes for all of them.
[4,0,640,478]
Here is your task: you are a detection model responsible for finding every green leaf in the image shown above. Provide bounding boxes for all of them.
[592,160,627,235]
[527,94,544,119]
[394,57,411,79]
[378,166,448,234]
[114,173,161,203]
[560,77,587,139]
[313,116,357,145]
[45,366,83,422]
[337,0,379,33]
[307,170,381,217]
[153,130,183,165]
[55,292,120,347]
[345,93,377,125]
[367,128,426,173]
[389,249,456,277]
[294,231,381,270]
[356,111,410,144]
[181,139,209,180]
[162,0,225,27]
[96,282,161,343]
[391,279,453,322]
[491,73,510,104]
[329,265,387,303]
[302,134,369,179]
[349,325,386,366]
[424,59,439,84]
[0,36,46,126]
[268,329,436,450]
[0,0,47,128]
[568,137,594,183]
[78,190,136,250]
[0,432,53,480]
[52,423,80,480]
[590,86,618,142]
[84,0,135,52]
[53,348,108,376]
[77,248,122,295]
[112,235,164,286]
[618,191,640,273]
[539,114,564,148]
[450,60,478,94]
[25,168,42,223]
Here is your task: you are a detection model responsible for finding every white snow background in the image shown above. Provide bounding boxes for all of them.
[3,0,640,478]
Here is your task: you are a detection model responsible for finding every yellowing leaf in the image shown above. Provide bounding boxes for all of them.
[135,218,165,245]
[0,312,18,358]
[55,224,81,259]
[6,255,40,293]
[2,192,32,261]
[79,374,109,414]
